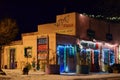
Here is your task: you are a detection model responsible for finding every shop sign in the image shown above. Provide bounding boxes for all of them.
[56,15,73,28]
[55,13,76,35]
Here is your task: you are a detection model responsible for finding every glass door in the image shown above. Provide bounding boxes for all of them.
[57,45,65,73]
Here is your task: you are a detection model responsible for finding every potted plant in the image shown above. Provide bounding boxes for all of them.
[80,51,89,74]
[23,63,31,75]
[108,63,120,73]
[45,50,60,74]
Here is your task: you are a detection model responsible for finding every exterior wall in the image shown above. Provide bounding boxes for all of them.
[38,23,56,34]
[38,12,76,35]
[76,14,120,44]
[56,34,76,45]
[22,34,38,70]
[2,33,57,70]
[3,34,38,69]
[48,33,56,64]
[3,44,23,69]
[76,14,89,39]
[22,34,37,59]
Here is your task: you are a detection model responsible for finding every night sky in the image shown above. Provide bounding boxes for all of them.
[0,0,119,40]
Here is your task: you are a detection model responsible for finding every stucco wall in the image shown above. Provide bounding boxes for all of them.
[3,44,23,69]
[38,12,76,35]
[22,34,37,58]
[48,33,56,64]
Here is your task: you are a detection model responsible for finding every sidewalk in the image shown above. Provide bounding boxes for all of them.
[1,69,120,80]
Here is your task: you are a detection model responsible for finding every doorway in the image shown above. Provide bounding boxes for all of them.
[57,45,76,73]
[9,48,16,69]
[102,49,115,72]
[81,49,100,72]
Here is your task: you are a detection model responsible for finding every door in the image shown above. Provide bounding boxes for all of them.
[57,45,76,73]
[9,48,16,69]
[102,49,115,72]
[57,45,65,73]
[94,50,100,72]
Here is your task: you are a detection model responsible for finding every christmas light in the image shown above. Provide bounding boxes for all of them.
[81,13,120,23]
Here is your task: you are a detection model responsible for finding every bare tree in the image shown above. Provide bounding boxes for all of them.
[0,18,18,75]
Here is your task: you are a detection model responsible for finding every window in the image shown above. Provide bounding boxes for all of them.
[24,47,32,58]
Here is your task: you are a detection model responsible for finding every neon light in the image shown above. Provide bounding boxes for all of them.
[57,44,76,73]
[64,46,66,72]
[65,66,69,72]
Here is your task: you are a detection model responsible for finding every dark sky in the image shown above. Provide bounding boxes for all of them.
[0,0,119,40]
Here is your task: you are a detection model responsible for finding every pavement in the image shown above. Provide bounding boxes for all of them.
[1,69,120,80]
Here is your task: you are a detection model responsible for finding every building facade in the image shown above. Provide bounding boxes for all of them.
[2,12,120,74]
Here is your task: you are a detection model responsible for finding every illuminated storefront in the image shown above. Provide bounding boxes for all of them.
[76,39,118,73]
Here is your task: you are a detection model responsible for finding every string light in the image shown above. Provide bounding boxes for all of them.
[81,13,120,23]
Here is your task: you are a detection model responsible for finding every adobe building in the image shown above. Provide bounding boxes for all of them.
[2,12,120,74]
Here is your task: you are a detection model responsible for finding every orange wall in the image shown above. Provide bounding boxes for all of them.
[38,12,76,35]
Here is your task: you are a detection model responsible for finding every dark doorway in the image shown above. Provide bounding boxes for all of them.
[9,48,16,69]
